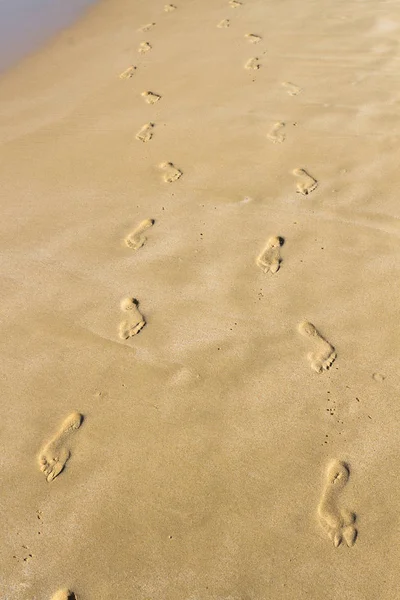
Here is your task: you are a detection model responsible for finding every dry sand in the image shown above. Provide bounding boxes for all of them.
[0,0,399,598]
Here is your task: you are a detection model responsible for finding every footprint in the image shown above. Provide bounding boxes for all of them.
[141,91,161,104]
[138,23,156,32]
[38,412,83,482]
[51,591,77,600]
[125,218,155,250]
[256,236,284,274]
[293,168,318,195]
[217,19,230,28]
[136,122,154,142]
[245,57,260,70]
[245,33,262,44]
[229,0,242,7]
[138,42,152,54]
[318,460,357,548]
[119,298,146,340]
[267,121,285,143]
[119,66,136,79]
[164,4,177,11]
[160,162,182,183]
[298,321,336,373]
[282,81,302,96]
[372,372,385,382]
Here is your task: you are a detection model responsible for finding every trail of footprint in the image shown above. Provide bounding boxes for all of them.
[136,122,154,142]
[293,168,318,195]
[160,162,182,182]
[138,23,156,32]
[125,218,155,250]
[119,298,146,339]
[51,591,77,600]
[267,122,285,143]
[298,321,336,373]
[217,19,230,28]
[245,33,262,44]
[38,412,83,482]
[164,4,177,11]
[141,91,161,104]
[282,81,302,96]
[245,57,260,70]
[318,460,357,548]
[229,0,242,6]
[119,66,136,79]
[138,42,152,54]
[256,236,284,274]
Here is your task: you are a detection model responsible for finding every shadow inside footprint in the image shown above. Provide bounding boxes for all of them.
[51,590,77,600]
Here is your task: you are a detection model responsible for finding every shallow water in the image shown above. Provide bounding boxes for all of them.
[0,0,98,73]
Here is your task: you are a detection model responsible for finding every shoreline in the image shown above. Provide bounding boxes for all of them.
[0,0,101,77]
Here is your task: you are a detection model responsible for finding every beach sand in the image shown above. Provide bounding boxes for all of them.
[0,0,399,598]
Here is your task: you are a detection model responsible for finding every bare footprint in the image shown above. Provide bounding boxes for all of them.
[138,23,156,32]
[136,122,154,142]
[38,412,83,482]
[217,19,230,28]
[298,321,336,373]
[138,42,152,54]
[160,161,182,182]
[245,33,262,44]
[245,57,260,70]
[373,372,385,382]
[141,91,161,104]
[119,66,136,79]
[51,591,77,600]
[267,121,285,143]
[256,236,284,274]
[119,298,146,340]
[282,81,302,96]
[318,460,357,548]
[293,168,318,195]
[164,4,177,11]
[125,218,155,250]
[229,0,242,6]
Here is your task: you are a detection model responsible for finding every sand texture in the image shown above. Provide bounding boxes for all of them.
[1,0,400,598]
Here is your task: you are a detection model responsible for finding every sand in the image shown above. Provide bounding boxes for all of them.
[0,0,399,598]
